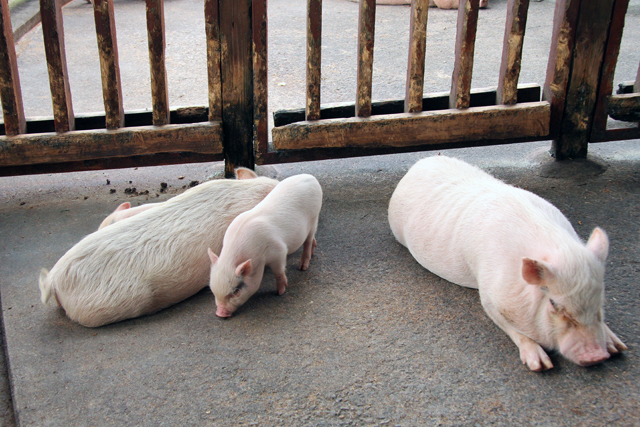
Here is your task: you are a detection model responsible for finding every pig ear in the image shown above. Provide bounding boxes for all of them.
[522,258,554,286]
[116,202,131,211]
[586,227,609,263]
[235,260,252,277]
[235,168,258,180]
[207,248,219,265]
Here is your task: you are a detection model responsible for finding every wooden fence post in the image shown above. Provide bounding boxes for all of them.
[547,0,615,160]
[219,0,255,177]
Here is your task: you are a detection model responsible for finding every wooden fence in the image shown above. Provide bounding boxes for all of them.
[0,0,638,177]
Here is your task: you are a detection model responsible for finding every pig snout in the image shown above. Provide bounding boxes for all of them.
[575,348,610,367]
[559,329,610,367]
[215,306,234,318]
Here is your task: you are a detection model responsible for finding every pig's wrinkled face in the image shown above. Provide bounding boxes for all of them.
[542,255,609,367]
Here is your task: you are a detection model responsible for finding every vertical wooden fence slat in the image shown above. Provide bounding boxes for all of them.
[404,0,428,113]
[591,0,629,138]
[93,0,124,129]
[219,0,254,176]
[450,0,479,109]
[145,0,169,126]
[496,0,529,105]
[0,0,25,135]
[553,0,615,159]
[205,0,222,121]
[356,0,375,118]
[543,0,580,137]
[40,0,74,132]
[253,0,268,158]
[306,0,322,121]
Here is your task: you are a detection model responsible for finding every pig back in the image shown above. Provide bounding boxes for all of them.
[46,177,278,327]
[389,156,495,288]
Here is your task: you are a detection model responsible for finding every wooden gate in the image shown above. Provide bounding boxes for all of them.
[0,0,638,177]
[263,0,640,164]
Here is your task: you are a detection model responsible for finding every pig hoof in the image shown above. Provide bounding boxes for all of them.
[605,326,628,354]
[520,344,553,371]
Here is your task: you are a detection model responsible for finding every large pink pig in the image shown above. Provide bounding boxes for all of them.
[388,156,627,371]
[39,168,278,327]
[208,174,323,318]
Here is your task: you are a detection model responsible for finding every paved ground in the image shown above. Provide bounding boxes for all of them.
[1,0,640,425]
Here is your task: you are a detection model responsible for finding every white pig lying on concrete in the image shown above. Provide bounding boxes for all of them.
[39,168,278,327]
[388,156,627,371]
[208,174,323,318]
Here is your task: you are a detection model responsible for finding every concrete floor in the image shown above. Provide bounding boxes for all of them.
[1,0,640,425]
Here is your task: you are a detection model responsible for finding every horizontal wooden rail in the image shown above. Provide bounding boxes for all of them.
[607,93,640,122]
[273,101,549,151]
[274,84,542,127]
[0,122,222,167]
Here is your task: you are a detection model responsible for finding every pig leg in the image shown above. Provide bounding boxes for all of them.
[480,295,553,371]
[604,324,628,354]
[269,245,289,296]
[299,235,317,271]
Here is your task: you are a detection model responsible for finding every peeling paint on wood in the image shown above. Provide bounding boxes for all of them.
[306,0,322,121]
[405,0,428,113]
[205,0,222,121]
[0,0,25,136]
[497,0,529,105]
[607,93,640,122]
[356,0,375,117]
[450,0,479,109]
[93,0,124,130]
[220,0,254,176]
[553,0,615,160]
[145,0,169,126]
[253,0,268,161]
[40,0,75,132]
[543,0,579,138]
[273,102,550,151]
[0,122,223,167]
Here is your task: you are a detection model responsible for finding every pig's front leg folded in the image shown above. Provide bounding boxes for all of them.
[481,296,554,371]
[604,324,628,354]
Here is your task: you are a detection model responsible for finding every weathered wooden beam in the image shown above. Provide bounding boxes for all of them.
[450,0,479,109]
[590,0,629,140]
[0,122,223,167]
[273,101,549,151]
[93,0,124,130]
[306,0,322,121]
[543,0,580,137]
[606,93,640,122]
[635,61,640,93]
[253,0,268,161]
[219,0,254,176]
[40,0,74,132]
[356,0,375,117]
[497,0,529,105]
[405,0,428,113]
[145,0,169,126]
[553,0,615,160]
[274,84,542,127]
[0,0,25,136]
[0,151,224,177]
[204,0,222,121]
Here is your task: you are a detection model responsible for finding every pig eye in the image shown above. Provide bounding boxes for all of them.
[231,281,246,297]
[549,298,558,310]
